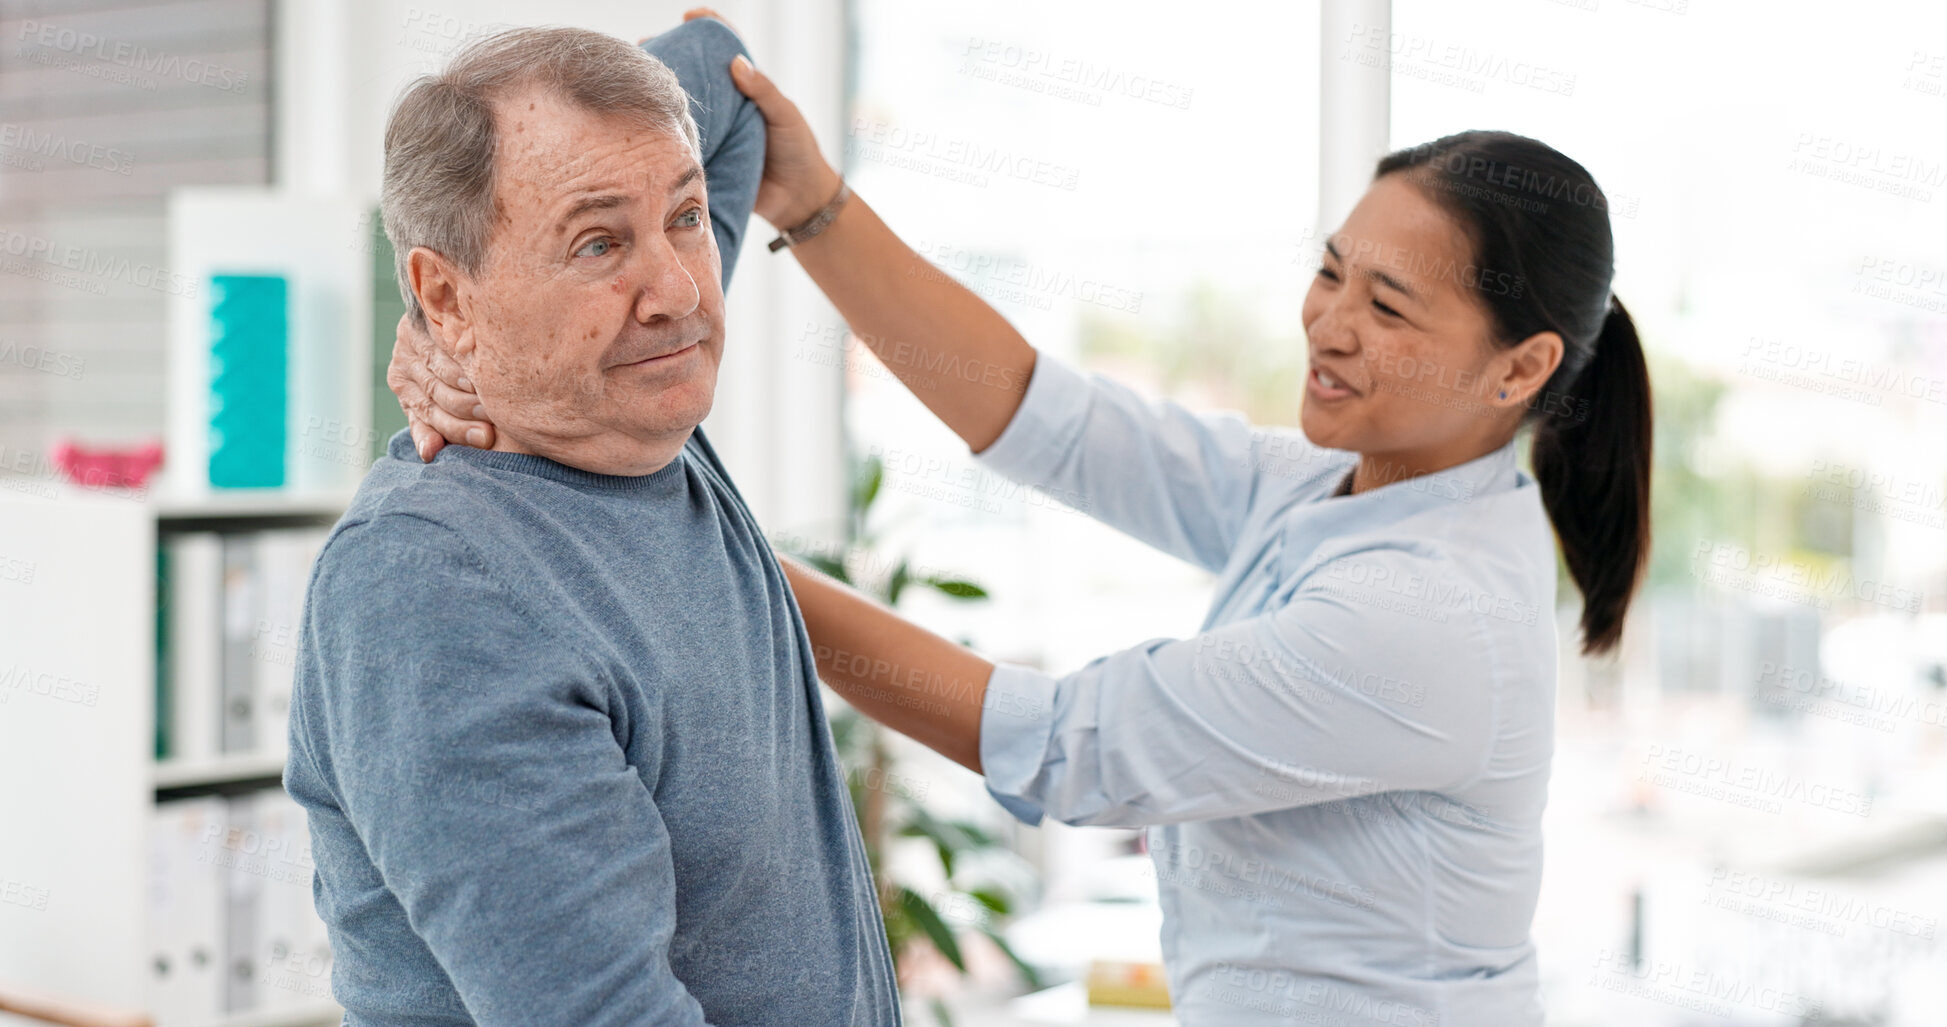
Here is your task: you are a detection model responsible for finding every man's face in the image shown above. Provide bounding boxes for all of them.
[434,84,723,474]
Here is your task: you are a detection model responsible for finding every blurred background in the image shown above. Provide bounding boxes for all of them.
[1,0,1944,1025]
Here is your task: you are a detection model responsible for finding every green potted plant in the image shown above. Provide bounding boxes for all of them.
[786,452,1041,1025]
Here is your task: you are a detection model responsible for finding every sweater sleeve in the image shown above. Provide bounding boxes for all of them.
[641,16,763,290]
[301,513,714,1026]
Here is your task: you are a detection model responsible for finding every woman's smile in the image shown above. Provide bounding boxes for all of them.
[1307,365,1360,401]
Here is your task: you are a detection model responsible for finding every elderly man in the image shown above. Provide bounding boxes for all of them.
[284,19,900,1026]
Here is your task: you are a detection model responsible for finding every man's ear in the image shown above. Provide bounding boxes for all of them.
[1492,330,1565,409]
[406,246,476,361]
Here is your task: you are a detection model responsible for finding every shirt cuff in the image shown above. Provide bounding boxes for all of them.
[979,661,1061,827]
[971,352,1090,486]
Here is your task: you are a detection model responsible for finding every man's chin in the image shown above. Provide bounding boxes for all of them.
[493,415,709,476]
[607,371,717,443]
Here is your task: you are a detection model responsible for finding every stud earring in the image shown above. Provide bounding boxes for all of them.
[1499,391,1507,400]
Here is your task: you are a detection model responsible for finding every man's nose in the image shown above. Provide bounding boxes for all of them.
[630,234,701,323]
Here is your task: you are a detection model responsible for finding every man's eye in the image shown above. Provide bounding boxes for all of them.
[1373,299,1400,318]
[1317,267,1340,283]
[674,207,704,229]
[575,237,614,258]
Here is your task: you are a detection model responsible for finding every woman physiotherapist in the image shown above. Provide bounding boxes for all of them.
[394,22,1652,1026]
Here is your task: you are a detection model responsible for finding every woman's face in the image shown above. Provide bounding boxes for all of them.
[1299,173,1534,467]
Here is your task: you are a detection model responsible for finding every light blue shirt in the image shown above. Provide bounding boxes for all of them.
[977,355,1559,1026]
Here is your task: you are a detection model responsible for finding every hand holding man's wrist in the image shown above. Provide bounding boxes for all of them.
[771,165,844,232]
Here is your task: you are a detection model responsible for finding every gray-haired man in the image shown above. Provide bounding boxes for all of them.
[284,19,900,1025]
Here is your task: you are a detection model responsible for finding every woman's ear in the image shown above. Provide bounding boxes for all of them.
[1492,330,1565,409]
[406,246,477,362]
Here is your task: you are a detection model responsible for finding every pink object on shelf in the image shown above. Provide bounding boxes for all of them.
[50,439,165,490]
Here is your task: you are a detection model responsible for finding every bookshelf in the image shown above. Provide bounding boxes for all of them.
[0,485,350,1027]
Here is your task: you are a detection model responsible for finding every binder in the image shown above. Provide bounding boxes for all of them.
[252,531,304,760]
[155,543,169,759]
[221,795,261,1012]
[147,798,227,1026]
[251,790,333,1010]
[165,534,224,763]
[220,534,259,753]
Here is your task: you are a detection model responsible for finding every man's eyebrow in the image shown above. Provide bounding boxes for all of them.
[561,193,627,226]
[555,164,705,230]
[670,162,704,194]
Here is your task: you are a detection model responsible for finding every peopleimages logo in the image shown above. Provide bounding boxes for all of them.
[1690,539,1922,613]
[15,20,251,93]
[1639,744,1874,817]
[1588,948,1820,1020]
[849,117,1082,192]
[960,38,1195,110]
[0,123,134,175]
[0,229,197,297]
[1341,24,1577,98]
[1704,866,1938,941]
[0,340,85,380]
[1321,557,1541,625]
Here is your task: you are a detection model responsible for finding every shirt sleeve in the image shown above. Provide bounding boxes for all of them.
[304,514,713,1026]
[980,544,1503,828]
[976,353,1336,574]
[640,16,763,290]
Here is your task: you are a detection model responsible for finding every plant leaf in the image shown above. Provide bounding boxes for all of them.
[968,887,1010,917]
[925,577,989,600]
[828,706,865,753]
[980,925,1043,989]
[895,818,955,876]
[899,809,1004,878]
[856,453,884,513]
[898,886,966,972]
[901,807,997,851]
[949,820,996,848]
[886,559,912,607]
[805,552,849,583]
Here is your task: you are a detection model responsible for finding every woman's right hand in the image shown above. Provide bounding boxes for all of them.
[684,6,1037,451]
[681,7,844,230]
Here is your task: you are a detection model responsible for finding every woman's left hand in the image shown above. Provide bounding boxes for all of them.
[387,313,494,462]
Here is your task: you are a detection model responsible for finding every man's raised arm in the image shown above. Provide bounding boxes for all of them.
[727,53,1039,454]
[642,16,765,287]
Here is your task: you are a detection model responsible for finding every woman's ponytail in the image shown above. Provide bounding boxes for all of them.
[1377,131,1653,656]
[1530,298,1652,656]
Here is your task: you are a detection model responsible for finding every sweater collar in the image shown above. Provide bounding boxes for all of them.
[385,428,691,492]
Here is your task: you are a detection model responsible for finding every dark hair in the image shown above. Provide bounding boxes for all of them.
[1375,131,1651,657]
